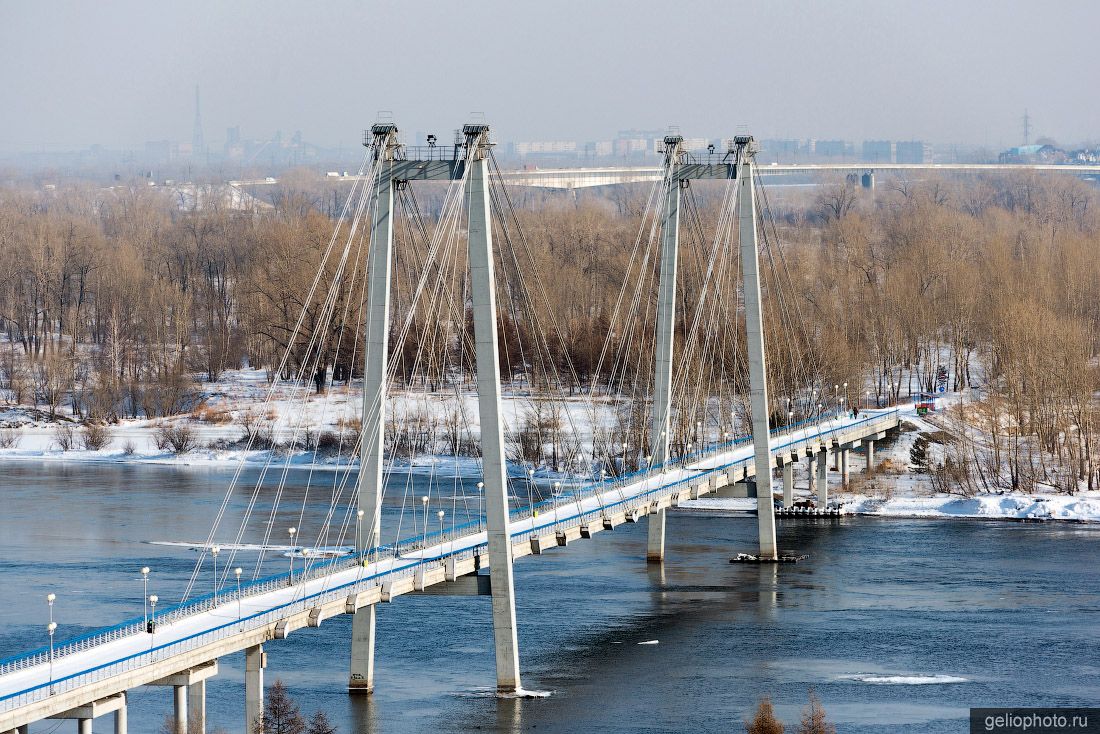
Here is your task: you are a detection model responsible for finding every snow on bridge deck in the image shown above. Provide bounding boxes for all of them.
[0,409,898,728]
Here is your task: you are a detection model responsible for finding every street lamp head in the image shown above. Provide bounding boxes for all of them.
[437,510,445,518]
[234,567,243,577]
[47,622,57,634]
[141,567,150,576]
[477,482,484,491]
[528,468,535,476]
[288,527,296,536]
[47,593,56,603]
[149,595,158,605]
[357,509,364,518]
[421,496,428,504]
[211,545,220,557]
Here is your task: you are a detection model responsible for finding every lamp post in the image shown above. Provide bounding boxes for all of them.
[843,382,848,412]
[47,593,55,626]
[437,510,445,540]
[834,384,839,415]
[141,567,150,628]
[527,467,536,514]
[211,546,220,606]
[234,568,243,629]
[356,509,365,562]
[47,621,57,694]
[476,482,484,531]
[421,496,429,550]
[287,528,297,585]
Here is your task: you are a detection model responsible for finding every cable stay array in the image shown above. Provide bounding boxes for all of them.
[176,128,828,610]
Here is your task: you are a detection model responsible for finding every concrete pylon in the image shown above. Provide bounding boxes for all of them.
[245,644,265,731]
[351,123,399,694]
[866,440,875,470]
[465,125,522,694]
[115,697,127,734]
[841,449,850,486]
[647,135,683,564]
[737,142,778,560]
[807,453,817,495]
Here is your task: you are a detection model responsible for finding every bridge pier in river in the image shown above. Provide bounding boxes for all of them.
[149,660,217,734]
[817,447,829,505]
[245,645,266,731]
[46,692,126,734]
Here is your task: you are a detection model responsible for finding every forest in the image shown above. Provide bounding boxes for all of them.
[0,168,1098,492]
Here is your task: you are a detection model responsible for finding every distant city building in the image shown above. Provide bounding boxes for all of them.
[895,141,929,164]
[515,141,578,157]
[814,140,848,157]
[998,144,1067,164]
[862,140,894,163]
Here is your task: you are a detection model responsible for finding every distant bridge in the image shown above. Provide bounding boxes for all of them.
[231,162,1100,192]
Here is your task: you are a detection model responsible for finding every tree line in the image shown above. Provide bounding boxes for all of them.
[1,169,1097,491]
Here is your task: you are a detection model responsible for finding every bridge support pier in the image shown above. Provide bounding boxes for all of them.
[188,678,206,734]
[866,440,875,470]
[349,605,377,693]
[841,449,850,487]
[782,460,794,508]
[245,644,266,731]
[352,124,399,697]
[78,720,91,734]
[646,508,666,562]
[115,699,127,734]
[817,448,829,506]
[807,454,816,496]
[173,685,188,734]
[466,126,522,693]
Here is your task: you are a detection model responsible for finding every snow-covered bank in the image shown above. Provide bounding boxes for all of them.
[843,493,1100,523]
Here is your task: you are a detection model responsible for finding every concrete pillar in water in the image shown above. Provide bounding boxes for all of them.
[841,449,850,486]
[807,454,816,495]
[349,606,377,693]
[173,685,188,734]
[115,695,128,734]
[817,448,829,506]
[188,678,206,733]
[78,721,92,734]
[866,440,875,470]
[245,644,265,731]
[782,460,794,508]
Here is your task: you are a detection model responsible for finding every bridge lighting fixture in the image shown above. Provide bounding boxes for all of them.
[141,567,150,627]
[149,595,158,636]
[476,482,484,531]
[356,509,365,561]
[438,510,445,538]
[46,593,56,626]
[235,568,243,629]
[211,546,221,606]
[287,528,297,584]
[47,621,57,692]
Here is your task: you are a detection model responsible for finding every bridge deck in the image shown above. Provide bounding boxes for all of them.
[0,409,897,728]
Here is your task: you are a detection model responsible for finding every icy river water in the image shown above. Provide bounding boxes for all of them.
[1,462,1098,733]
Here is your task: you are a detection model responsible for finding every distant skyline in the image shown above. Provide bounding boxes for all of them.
[3,0,1099,154]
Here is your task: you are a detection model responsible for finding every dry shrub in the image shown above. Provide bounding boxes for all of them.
[154,424,198,454]
[53,424,76,451]
[81,422,112,451]
[193,405,232,424]
[0,427,20,449]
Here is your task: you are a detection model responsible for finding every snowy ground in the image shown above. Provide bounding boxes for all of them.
[3,369,1098,524]
[681,404,1100,524]
[0,367,617,473]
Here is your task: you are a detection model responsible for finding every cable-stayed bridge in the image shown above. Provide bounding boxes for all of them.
[1,125,900,734]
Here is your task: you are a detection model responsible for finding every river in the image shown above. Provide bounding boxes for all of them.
[1,462,1097,733]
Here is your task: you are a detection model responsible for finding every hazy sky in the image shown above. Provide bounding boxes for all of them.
[3,0,1099,151]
